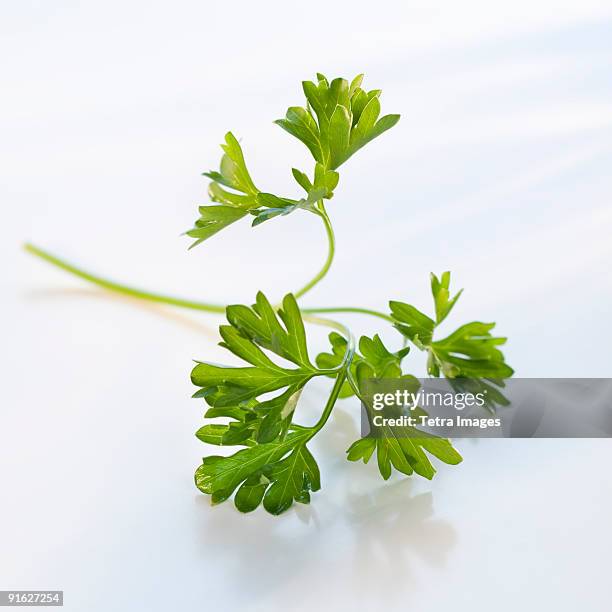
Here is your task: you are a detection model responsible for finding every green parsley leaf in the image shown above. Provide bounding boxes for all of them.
[204,131,259,196]
[431,271,463,324]
[278,73,400,171]
[316,332,409,398]
[251,187,326,227]
[195,429,321,514]
[187,132,330,246]
[388,302,435,349]
[390,271,514,379]
[345,350,462,481]
[429,322,514,378]
[192,291,344,514]
[261,443,321,513]
[191,292,323,444]
[186,205,249,249]
[186,132,260,247]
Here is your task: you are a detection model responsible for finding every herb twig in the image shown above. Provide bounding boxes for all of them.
[293,201,335,299]
[26,72,513,515]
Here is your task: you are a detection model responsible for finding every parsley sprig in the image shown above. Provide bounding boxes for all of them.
[25,72,513,515]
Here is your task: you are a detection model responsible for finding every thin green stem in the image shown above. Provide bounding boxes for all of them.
[292,202,335,300]
[308,367,348,437]
[296,314,353,436]
[23,243,226,313]
[302,306,393,323]
[25,242,357,434]
[23,243,391,325]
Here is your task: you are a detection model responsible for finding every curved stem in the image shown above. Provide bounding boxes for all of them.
[23,243,226,313]
[23,243,391,325]
[308,367,348,436]
[302,306,393,323]
[301,313,354,434]
[25,241,356,432]
[292,202,335,300]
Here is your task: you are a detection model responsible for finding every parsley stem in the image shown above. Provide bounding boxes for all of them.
[23,243,390,325]
[25,243,357,434]
[300,315,354,435]
[23,243,226,313]
[302,306,393,323]
[292,201,335,300]
[308,367,348,436]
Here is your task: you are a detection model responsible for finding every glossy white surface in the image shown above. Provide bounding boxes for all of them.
[2,2,612,610]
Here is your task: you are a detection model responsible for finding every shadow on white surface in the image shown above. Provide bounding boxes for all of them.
[23,287,219,340]
[191,397,457,608]
[193,480,455,604]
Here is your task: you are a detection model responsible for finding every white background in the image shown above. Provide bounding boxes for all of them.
[2,1,612,610]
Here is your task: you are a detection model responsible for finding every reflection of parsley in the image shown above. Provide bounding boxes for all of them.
[26,74,513,516]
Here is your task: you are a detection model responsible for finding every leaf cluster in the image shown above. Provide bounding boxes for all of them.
[188,74,513,517]
[186,73,399,248]
[276,72,400,170]
[192,292,338,514]
[389,272,514,380]
[193,272,513,513]
[317,333,463,481]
